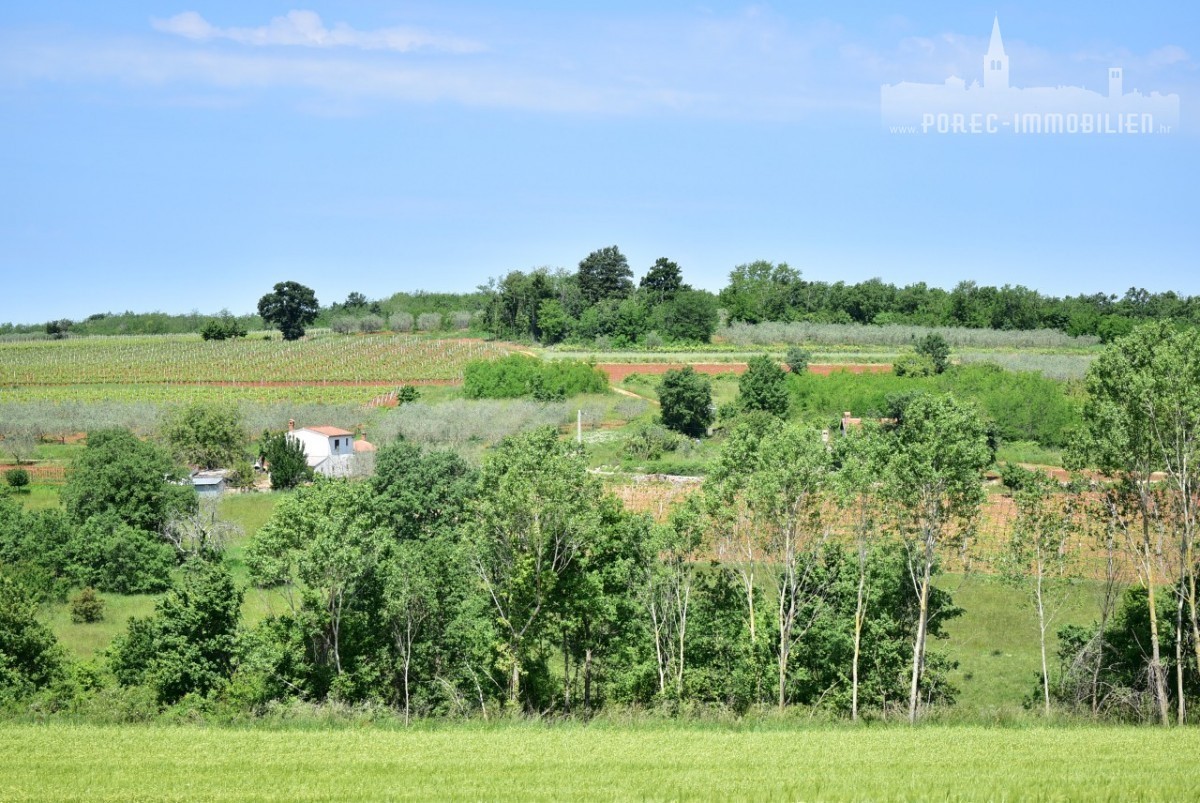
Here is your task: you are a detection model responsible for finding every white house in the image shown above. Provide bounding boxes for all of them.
[286,424,368,478]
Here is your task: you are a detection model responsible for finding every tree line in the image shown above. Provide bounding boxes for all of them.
[10,247,1197,343]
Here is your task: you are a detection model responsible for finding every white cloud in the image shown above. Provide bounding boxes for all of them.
[151,10,484,54]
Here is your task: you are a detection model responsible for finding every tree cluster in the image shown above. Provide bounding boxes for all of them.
[481,250,719,346]
[719,262,1200,342]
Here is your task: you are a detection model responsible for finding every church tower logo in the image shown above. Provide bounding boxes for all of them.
[881,17,1180,135]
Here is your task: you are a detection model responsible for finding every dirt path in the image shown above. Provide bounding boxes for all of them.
[611,385,658,406]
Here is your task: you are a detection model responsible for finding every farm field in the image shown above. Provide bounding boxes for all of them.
[0,722,1194,801]
[0,333,508,385]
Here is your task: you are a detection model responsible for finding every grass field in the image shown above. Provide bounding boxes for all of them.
[0,722,1194,801]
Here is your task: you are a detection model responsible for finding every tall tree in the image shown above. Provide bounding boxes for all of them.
[640,258,685,304]
[246,480,384,681]
[257,281,320,341]
[577,246,634,304]
[882,394,990,722]
[1069,321,1200,725]
[463,427,600,708]
[741,424,833,709]
[831,423,888,720]
[997,466,1079,716]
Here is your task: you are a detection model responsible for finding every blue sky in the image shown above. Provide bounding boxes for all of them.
[1,2,1196,323]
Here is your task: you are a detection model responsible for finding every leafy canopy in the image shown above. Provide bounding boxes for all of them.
[257,281,320,341]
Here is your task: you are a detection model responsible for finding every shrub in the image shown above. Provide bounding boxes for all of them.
[643,331,665,349]
[70,587,106,623]
[4,468,29,491]
[200,316,248,341]
[893,353,937,377]
[396,386,421,404]
[915,333,950,374]
[462,356,608,400]
[785,346,811,374]
[659,366,714,437]
[450,311,473,330]
[623,424,681,460]
[737,355,789,417]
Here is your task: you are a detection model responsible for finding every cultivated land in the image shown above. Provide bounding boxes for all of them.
[0,332,508,385]
[0,723,1195,801]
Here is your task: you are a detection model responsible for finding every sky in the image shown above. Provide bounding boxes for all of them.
[1,2,1197,323]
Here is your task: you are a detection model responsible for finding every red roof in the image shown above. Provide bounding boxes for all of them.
[354,440,377,453]
[304,426,354,437]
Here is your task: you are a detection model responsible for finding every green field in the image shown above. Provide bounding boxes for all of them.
[0,722,1193,801]
[0,333,507,385]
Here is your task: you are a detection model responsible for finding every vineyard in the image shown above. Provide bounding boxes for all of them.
[0,334,509,386]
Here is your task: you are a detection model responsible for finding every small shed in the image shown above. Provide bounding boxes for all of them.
[191,470,228,497]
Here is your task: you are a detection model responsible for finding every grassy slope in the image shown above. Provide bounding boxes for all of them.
[0,723,1194,801]
[939,574,1102,712]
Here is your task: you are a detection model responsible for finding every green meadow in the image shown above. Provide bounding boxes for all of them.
[0,722,1193,801]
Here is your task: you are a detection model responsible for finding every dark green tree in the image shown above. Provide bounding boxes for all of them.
[640,258,685,304]
[653,290,719,343]
[737,355,790,417]
[61,429,196,533]
[658,367,713,437]
[259,431,312,490]
[370,441,476,540]
[66,511,175,594]
[109,557,243,704]
[577,246,634,304]
[257,281,320,341]
[0,575,65,701]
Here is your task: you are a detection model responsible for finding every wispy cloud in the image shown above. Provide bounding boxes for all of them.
[1,10,1193,122]
[151,10,484,54]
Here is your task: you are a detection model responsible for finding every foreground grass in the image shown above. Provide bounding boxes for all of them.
[0,722,1195,801]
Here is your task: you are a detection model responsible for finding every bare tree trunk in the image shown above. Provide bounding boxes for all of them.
[908,536,933,724]
[650,599,668,696]
[852,541,867,722]
[509,654,521,708]
[563,628,571,714]
[1035,562,1051,716]
[584,647,593,713]
[1146,573,1170,725]
[1176,585,1186,725]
